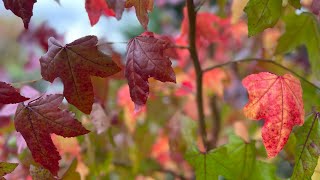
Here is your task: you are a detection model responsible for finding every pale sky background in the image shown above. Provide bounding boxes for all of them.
[0,0,140,53]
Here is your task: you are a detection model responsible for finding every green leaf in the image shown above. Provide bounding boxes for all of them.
[275,12,320,78]
[291,113,320,180]
[0,162,18,177]
[62,159,81,180]
[244,0,282,36]
[186,135,276,180]
[288,0,301,9]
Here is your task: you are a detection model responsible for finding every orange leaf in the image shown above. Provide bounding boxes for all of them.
[125,0,153,29]
[242,72,304,158]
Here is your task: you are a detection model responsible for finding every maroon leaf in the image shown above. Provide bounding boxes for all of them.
[40,36,121,114]
[0,82,29,104]
[14,94,89,175]
[125,31,176,108]
[106,0,125,20]
[85,0,116,26]
[2,0,37,29]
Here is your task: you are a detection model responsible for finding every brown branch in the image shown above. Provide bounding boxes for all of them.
[209,95,221,148]
[186,0,209,151]
[203,58,320,91]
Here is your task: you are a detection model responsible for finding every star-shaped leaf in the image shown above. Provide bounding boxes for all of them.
[14,94,89,175]
[242,72,305,158]
[125,31,176,108]
[2,0,37,29]
[125,0,153,30]
[40,36,121,114]
[0,81,29,104]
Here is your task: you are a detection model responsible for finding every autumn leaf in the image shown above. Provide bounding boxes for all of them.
[242,72,305,158]
[2,0,36,29]
[0,82,29,104]
[14,94,89,175]
[291,112,320,180]
[244,0,282,36]
[125,0,153,30]
[125,31,176,108]
[0,162,18,177]
[106,0,125,20]
[85,0,116,26]
[312,0,320,16]
[40,36,121,114]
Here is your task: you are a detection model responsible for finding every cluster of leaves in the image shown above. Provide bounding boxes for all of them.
[0,0,319,179]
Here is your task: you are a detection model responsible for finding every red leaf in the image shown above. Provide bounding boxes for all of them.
[85,0,116,26]
[40,36,121,114]
[125,0,153,30]
[125,32,176,108]
[106,0,125,20]
[14,94,89,175]
[0,82,29,104]
[242,72,304,157]
[2,0,36,29]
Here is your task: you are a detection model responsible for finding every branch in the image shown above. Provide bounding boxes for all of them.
[186,0,209,151]
[203,58,320,91]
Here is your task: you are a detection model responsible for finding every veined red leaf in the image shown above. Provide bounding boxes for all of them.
[2,0,36,29]
[40,36,121,114]
[125,0,153,30]
[125,31,176,108]
[242,72,304,158]
[0,82,29,104]
[14,94,89,175]
[85,0,116,26]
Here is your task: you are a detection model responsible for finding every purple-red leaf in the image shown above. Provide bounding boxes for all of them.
[2,0,36,29]
[106,0,125,20]
[14,94,89,175]
[125,31,176,108]
[40,36,121,114]
[0,82,29,104]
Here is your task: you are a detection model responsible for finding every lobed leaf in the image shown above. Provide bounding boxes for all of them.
[0,82,29,104]
[125,0,153,30]
[292,113,320,180]
[244,0,282,36]
[40,35,121,114]
[14,94,89,175]
[242,72,304,158]
[85,0,116,26]
[125,31,176,109]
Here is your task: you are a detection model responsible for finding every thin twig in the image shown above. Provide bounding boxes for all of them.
[187,0,209,151]
[170,45,189,49]
[11,78,43,86]
[202,58,320,91]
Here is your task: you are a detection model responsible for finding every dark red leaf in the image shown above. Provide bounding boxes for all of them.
[14,94,89,175]
[0,82,29,104]
[40,36,121,114]
[85,0,116,26]
[2,0,37,29]
[125,31,176,108]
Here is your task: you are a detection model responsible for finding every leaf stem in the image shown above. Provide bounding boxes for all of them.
[203,58,320,91]
[11,78,43,86]
[186,0,209,151]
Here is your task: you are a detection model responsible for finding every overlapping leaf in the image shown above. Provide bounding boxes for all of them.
[40,36,121,114]
[276,13,320,78]
[85,0,116,26]
[125,0,153,29]
[242,72,304,157]
[186,135,276,179]
[0,82,29,104]
[14,94,89,175]
[106,0,125,20]
[125,31,176,108]
[292,113,320,180]
[2,0,36,29]
[0,162,18,177]
[244,0,282,36]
